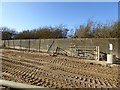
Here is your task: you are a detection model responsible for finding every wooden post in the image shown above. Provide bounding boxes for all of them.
[52,44,54,54]
[47,41,54,53]
[95,46,97,60]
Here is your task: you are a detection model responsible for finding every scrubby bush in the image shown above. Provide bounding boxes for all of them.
[74,20,120,38]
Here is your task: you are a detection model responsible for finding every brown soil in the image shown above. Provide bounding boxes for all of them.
[2,49,119,89]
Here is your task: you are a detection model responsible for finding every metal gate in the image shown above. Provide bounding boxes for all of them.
[47,41,100,60]
[70,46,99,60]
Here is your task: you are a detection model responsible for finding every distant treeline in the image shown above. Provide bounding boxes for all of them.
[74,20,120,38]
[1,20,120,40]
[1,25,69,40]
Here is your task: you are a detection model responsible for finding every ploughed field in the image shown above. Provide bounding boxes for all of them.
[2,49,119,88]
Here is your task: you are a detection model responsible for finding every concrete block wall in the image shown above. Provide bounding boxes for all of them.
[40,39,55,52]
[30,39,39,51]
[54,38,119,58]
[2,38,120,58]
[14,40,20,49]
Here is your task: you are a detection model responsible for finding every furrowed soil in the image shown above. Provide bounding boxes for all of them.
[1,49,119,89]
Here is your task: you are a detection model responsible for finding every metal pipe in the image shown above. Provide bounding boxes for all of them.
[0,80,52,89]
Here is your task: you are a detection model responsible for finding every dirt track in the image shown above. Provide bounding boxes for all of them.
[2,49,119,88]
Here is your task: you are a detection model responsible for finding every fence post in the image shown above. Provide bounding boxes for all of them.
[39,39,41,52]
[29,39,30,51]
[95,46,97,60]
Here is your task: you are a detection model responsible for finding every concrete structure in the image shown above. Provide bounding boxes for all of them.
[2,38,120,59]
[107,54,116,63]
